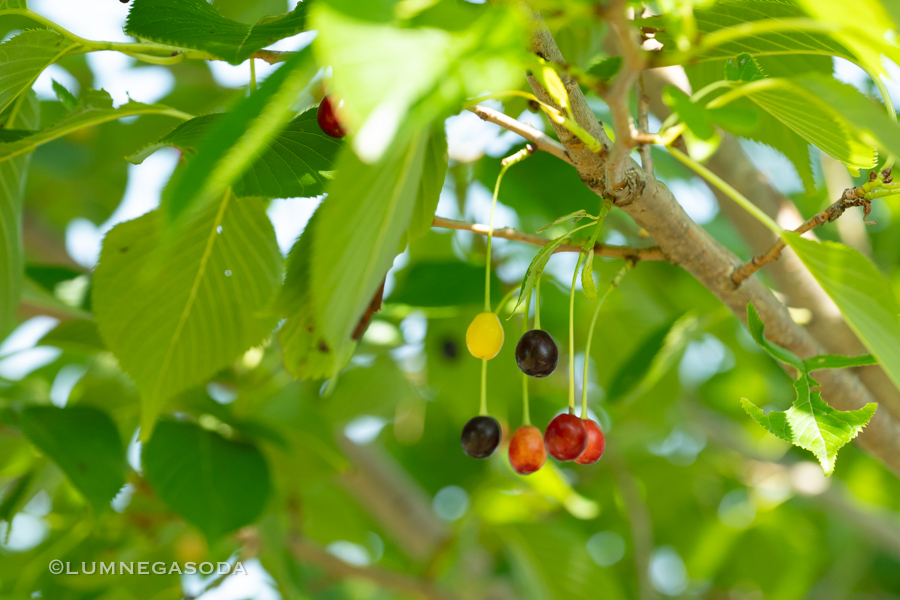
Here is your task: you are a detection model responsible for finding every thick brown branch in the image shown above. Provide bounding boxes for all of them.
[432,216,666,261]
[526,14,900,476]
[731,186,871,285]
[286,537,457,600]
[466,105,572,164]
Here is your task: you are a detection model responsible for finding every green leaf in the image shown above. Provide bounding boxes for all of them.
[0,471,33,526]
[663,86,715,141]
[19,406,125,512]
[125,0,308,64]
[746,302,803,370]
[388,261,502,308]
[143,420,271,540]
[277,209,336,380]
[311,0,526,162]
[163,48,316,220]
[0,30,75,114]
[783,232,900,392]
[741,392,876,476]
[585,56,621,81]
[804,354,878,372]
[408,122,447,241]
[511,224,590,315]
[793,75,900,164]
[536,210,590,233]
[39,320,106,354]
[581,250,596,301]
[128,107,343,200]
[0,90,38,337]
[51,79,77,111]
[607,314,700,402]
[0,90,189,165]
[311,132,428,356]
[644,1,853,63]
[715,78,876,170]
[743,303,879,474]
[93,194,282,438]
[724,53,764,82]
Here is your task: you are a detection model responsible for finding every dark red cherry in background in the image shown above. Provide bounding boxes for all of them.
[515,329,559,378]
[575,419,606,465]
[317,94,347,138]
[461,416,501,459]
[508,425,547,475]
[544,413,587,461]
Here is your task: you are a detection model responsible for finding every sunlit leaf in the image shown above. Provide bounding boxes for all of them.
[93,193,282,438]
[0,30,74,114]
[125,0,308,64]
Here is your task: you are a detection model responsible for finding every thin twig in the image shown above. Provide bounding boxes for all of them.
[432,216,666,261]
[287,537,458,600]
[732,185,871,285]
[467,105,571,165]
[602,0,646,191]
[637,74,653,176]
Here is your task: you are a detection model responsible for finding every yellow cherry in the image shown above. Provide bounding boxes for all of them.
[466,312,504,359]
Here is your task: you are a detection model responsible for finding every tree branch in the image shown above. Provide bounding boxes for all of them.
[432,216,666,261]
[731,185,874,285]
[466,105,572,165]
[284,537,457,600]
[525,13,900,476]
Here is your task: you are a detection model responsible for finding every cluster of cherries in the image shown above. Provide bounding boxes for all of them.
[462,312,606,474]
[316,92,606,473]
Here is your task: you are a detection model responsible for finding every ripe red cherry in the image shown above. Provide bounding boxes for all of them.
[574,419,605,465]
[317,95,347,138]
[461,416,501,459]
[508,425,547,475]
[515,329,558,377]
[544,413,587,461]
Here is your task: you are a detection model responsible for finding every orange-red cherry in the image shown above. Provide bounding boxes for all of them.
[544,413,587,461]
[508,425,547,475]
[574,419,606,465]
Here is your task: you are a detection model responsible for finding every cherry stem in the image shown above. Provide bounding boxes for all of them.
[485,146,533,313]
[568,252,584,415]
[534,277,542,330]
[493,285,521,316]
[582,260,635,417]
[480,359,488,416]
[249,59,257,93]
[522,291,532,426]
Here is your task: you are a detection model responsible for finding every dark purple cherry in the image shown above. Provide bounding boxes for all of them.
[515,329,558,377]
[461,416,501,459]
[317,95,347,138]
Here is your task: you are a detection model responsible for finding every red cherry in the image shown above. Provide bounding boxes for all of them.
[317,95,347,138]
[544,413,587,462]
[508,425,547,475]
[574,419,606,465]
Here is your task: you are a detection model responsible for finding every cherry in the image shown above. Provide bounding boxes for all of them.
[461,416,501,459]
[466,312,504,359]
[317,95,347,138]
[515,329,558,377]
[574,419,606,465]
[544,413,587,461]
[508,425,547,475]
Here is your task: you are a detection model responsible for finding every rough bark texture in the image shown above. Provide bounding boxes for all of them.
[527,19,900,475]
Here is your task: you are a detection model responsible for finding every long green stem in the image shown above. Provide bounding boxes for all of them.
[250,59,258,93]
[480,359,488,416]
[568,253,584,415]
[484,166,505,312]
[582,261,634,417]
[534,278,542,330]
[667,146,782,234]
[493,285,521,316]
[521,291,532,426]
